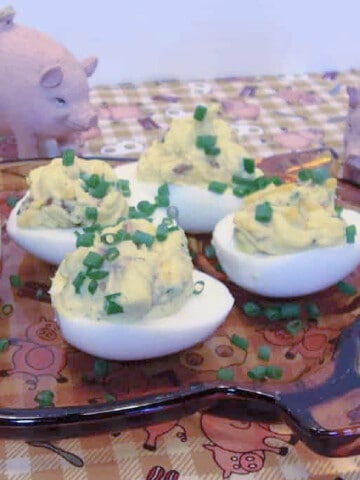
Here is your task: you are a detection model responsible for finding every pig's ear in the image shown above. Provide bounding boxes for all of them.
[40,66,63,88]
[82,56,98,77]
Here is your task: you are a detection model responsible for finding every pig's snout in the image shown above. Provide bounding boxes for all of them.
[67,109,98,131]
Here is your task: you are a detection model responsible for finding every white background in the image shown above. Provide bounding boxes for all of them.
[4,0,360,85]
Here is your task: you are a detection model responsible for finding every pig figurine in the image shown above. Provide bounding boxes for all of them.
[0,6,98,159]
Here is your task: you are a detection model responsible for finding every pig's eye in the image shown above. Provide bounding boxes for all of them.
[55,97,66,105]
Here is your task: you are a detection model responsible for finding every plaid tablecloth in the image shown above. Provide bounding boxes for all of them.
[1,70,360,479]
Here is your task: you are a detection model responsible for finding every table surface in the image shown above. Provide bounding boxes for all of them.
[0,69,360,480]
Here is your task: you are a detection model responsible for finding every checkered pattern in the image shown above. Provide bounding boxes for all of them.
[1,70,360,479]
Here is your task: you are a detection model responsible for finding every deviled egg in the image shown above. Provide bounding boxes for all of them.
[50,217,234,360]
[114,105,276,233]
[7,152,166,264]
[212,170,360,297]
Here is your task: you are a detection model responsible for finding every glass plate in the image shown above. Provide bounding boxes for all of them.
[1,150,360,457]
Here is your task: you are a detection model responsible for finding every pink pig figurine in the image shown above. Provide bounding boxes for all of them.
[0,6,98,159]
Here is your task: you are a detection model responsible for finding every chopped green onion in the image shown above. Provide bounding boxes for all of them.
[193,280,205,295]
[243,157,255,174]
[10,274,21,288]
[335,205,343,217]
[346,224,357,243]
[266,365,283,380]
[242,301,262,318]
[100,232,117,245]
[196,135,217,150]
[286,319,304,336]
[336,281,357,295]
[155,195,170,207]
[106,247,120,261]
[131,230,155,247]
[156,223,168,241]
[255,201,272,223]
[76,231,95,248]
[85,206,98,222]
[298,169,313,182]
[281,303,301,319]
[137,200,156,216]
[232,174,254,187]
[247,365,267,380]
[89,179,111,199]
[94,358,110,377]
[0,338,8,352]
[208,181,228,194]
[128,206,148,219]
[115,229,131,242]
[193,105,207,121]
[105,299,124,315]
[88,279,98,295]
[306,302,320,319]
[263,305,282,322]
[83,251,104,269]
[86,174,100,188]
[117,178,130,190]
[205,146,221,156]
[87,270,109,280]
[258,345,271,361]
[204,244,216,259]
[72,271,87,293]
[230,334,249,351]
[1,304,13,316]
[216,367,234,381]
[254,176,271,190]
[232,184,254,197]
[6,195,19,208]
[158,183,169,197]
[83,224,102,233]
[312,166,329,185]
[62,149,75,166]
[269,176,283,186]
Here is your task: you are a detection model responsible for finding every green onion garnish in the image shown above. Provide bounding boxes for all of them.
[156,223,168,241]
[254,176,270,190]
[266,365,283,380]
[0,338,8,352]
[128,206,148,219]
[230,334,249,351]
[10,274,21,288]
[346,225,357,243]
[255,201,272,223]
[72,271,86,293]
[87,174,100,188]
[158,183,169,197]
[106,247,120,261]
[205,146,221,156]
[137,200,156,216]
[87,270,109,280]
[335,205,343,217]
[155,195,170,207]
[117,178,130,197]
[89,179,111,199]
[100,232,117,245]
[281,303,301,319]
[263,305,282,322]
[105,298,124,315]
[6,195,19,208]
[242,301,262,318]
[257,345,271,361]
[247,365,267,380]
[232,184,254,197]
[312,166,329,184]
[85,206,98,222]
[131,230,155,247]
[88,279,98,295]
[204,244,216,259]
[243,157,255,174]
[269,176,283,186]
[83,251,104,269]
[193,280,205,295]
[306,302,320,319]
[216,367,234,381]
[208,181,228,194]
[76,231,95,248]
[298,169,313,182]
[193,105,207,121]
[196,135,217,150]
[94,358,110,377]
[62,149,75,166]
[285,319,304,336]
[115,229,131,242]
[336,281,357,295]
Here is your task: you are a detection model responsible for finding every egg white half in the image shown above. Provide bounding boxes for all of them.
[53,270,234,360]
[114,162,244,233]
[212,209,360,298]
[7,174,167,265]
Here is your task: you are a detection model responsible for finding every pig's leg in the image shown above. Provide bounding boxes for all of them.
[38,139,61,158]
[14,129,39,159]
